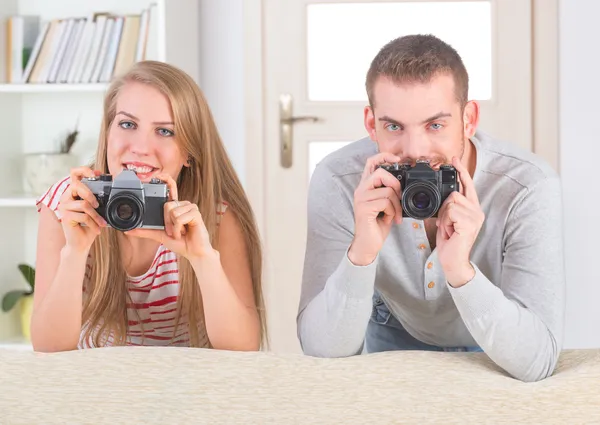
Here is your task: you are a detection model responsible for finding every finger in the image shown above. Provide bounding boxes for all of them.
[164,200,192,236]
[359,173,403,224]
[69,166,101,204]
[174,209,204,230]
[171,204,197,239]
[163,201,179,237]
[370,198,396,225]
[366,168,402,194]
[69,181,100,208]
[390,194,403,224]
[442,213,453,240]
[435,192,468,229]
[444,190,470,208]
[362,187,403,224]
[438,192,477,221]
[452,157,479,204]
[62,211,101,235]
[361,152,402,180]
[156,173,178,202]
[63,200,107,228]
[70,166,100,181]
[438,202,476,237]
[171,200,192,212]
[436,221,450,241]
[125,228,166,243]
[362,187,396,202]
[436,201,454,238]
[445,203,478,234]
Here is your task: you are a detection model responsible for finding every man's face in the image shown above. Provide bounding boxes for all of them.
[364,73,478,169]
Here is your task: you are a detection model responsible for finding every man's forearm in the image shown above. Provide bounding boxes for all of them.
[448,264,560,382]
[298,252,377,357]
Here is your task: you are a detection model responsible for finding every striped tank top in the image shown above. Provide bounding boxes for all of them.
[36,176,227,348]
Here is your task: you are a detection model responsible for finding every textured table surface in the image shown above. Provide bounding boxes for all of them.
[1,347,599,424]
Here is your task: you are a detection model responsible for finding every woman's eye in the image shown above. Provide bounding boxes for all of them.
[119,121,136,130]
[430,123,443,130]
[157,128,174,137]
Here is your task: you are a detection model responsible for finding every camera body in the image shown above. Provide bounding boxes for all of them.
[81,169,169,231]
[378,160,459,220]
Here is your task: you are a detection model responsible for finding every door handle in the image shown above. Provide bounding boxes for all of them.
[279,94,320,168]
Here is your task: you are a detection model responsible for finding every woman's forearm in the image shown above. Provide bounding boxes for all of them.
[191,255,261,351]
[31,246,88,352]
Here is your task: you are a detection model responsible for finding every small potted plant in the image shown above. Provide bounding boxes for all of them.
[23,122,81,195]
[1,264,35,340]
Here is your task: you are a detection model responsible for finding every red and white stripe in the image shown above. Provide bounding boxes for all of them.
[36,175,71,221]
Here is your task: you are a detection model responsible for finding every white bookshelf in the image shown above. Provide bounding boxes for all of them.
[0,197,37,207]
[0,337,32,351]
[0,83,109,93]
[0,0,200,343]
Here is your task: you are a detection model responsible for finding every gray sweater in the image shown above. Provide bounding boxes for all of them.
[297,131,566,382]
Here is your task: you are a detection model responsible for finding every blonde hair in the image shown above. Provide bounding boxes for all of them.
[81,61,267,349]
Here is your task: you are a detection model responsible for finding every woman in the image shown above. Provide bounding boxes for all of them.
[32,61,266,352]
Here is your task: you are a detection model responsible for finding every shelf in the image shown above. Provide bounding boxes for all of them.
[0,337,32,351]
[0,84,109,93]
[0,196,37,208]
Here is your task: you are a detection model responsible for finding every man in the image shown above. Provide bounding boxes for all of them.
[296,34,565,382]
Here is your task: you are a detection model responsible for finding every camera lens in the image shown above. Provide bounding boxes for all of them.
[402,181,441,220]
[116,203,134,220]
[412,191,431,210]
[106,192,144,231]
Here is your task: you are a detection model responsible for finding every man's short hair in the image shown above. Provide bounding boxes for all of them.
[366,34,469,108]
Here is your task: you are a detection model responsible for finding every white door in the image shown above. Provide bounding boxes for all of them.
[262,0,533,353]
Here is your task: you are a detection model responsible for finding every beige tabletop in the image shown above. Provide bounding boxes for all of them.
[1,347,599,424]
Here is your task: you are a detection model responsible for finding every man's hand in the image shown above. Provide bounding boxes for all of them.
[348,152,403,266]
[436,156,485,287]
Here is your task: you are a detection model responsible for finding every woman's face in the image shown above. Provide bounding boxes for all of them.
[106,82,188,182]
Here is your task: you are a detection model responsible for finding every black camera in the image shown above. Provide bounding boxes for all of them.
[378,160,459,220]
[81,169,169,232]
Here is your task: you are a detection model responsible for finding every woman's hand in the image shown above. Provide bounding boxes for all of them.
[57,167,108,254]
[125,174,217,262]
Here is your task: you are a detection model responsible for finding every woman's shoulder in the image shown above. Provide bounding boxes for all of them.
[35,175,72,220]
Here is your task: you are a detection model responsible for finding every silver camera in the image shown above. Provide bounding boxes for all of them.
[81,170,169,231]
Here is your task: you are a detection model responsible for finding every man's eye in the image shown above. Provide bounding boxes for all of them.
[119,121,136,129]
[387,124,400,132]
[430,123,443,130]
[157,128,174,137]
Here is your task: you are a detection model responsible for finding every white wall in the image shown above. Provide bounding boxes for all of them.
[559,0,600,349]
[198,0,246,183]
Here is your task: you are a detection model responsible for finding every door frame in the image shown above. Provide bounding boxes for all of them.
[532,0,559,173]
[242,0,559,259]
[242,0,267,239]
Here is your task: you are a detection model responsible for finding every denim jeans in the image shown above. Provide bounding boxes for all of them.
[365,291,483,353]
